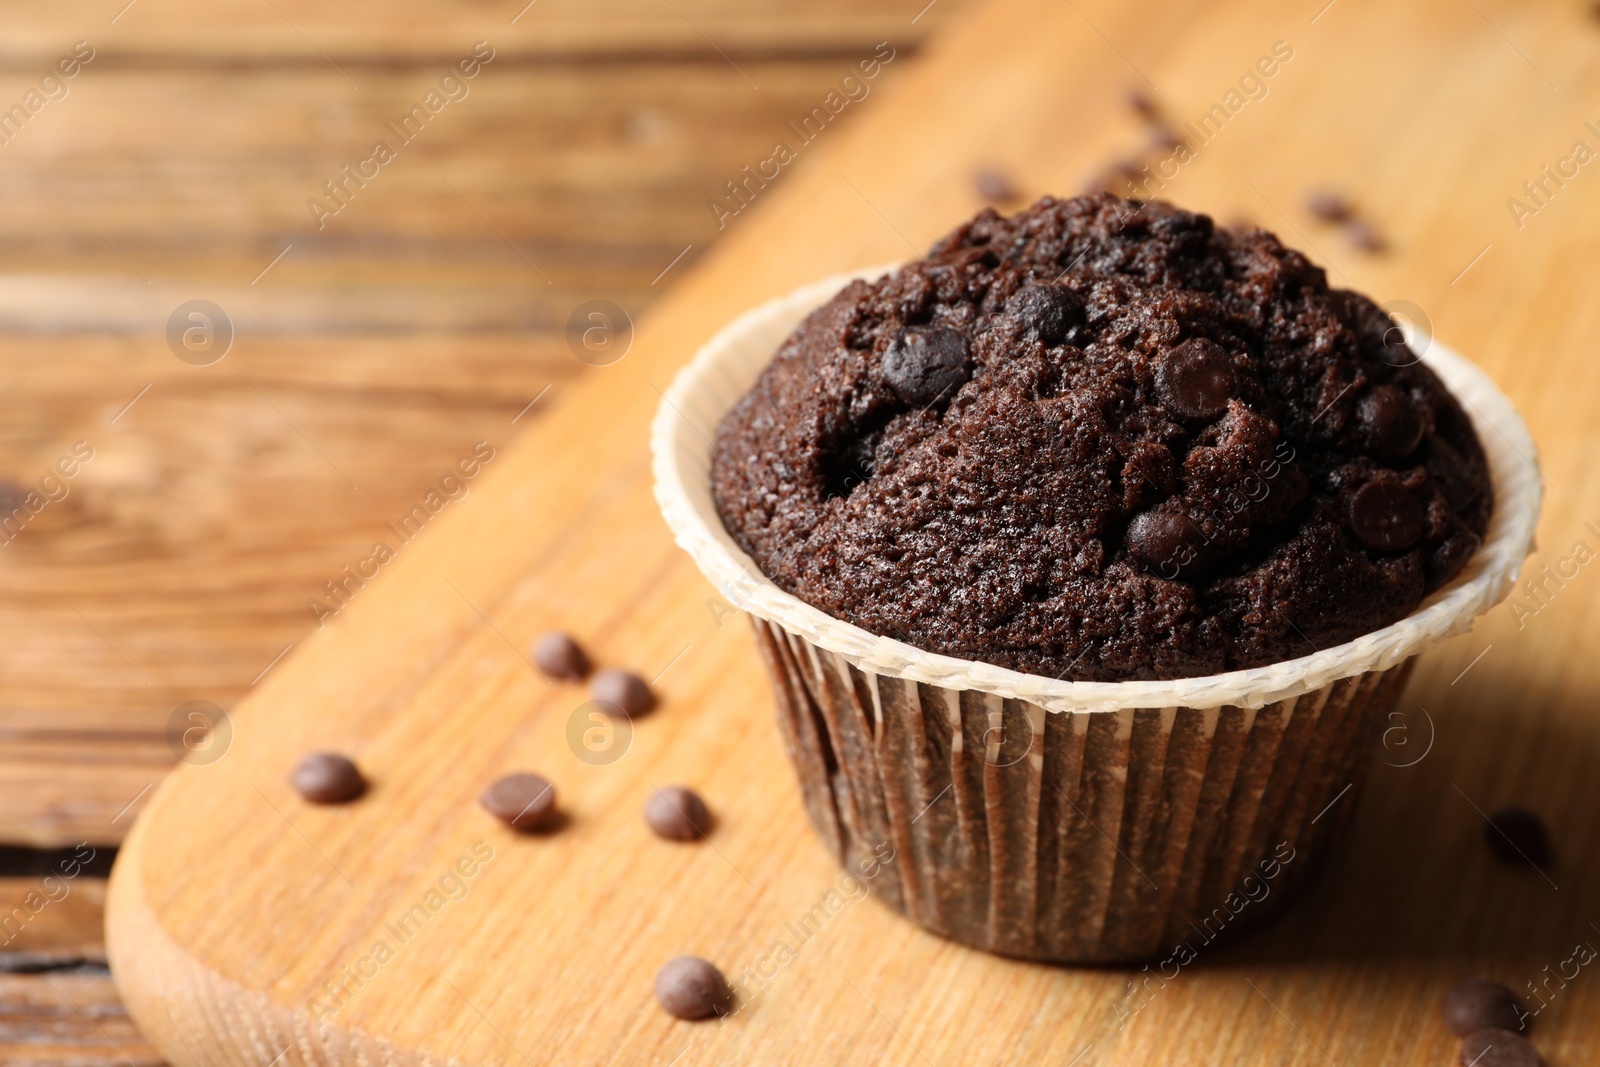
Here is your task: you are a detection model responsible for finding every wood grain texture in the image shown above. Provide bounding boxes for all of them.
[0,5,941,847]
[104,0,1600,1064]
[0,848,161,1067]
[0,972,163,1067]
[0,60,920,325]
[0,0,944,64]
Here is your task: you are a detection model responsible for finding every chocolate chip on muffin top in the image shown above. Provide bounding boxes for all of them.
[710,193,1492,682]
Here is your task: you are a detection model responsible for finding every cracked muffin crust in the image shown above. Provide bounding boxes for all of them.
[710,193,1492,682]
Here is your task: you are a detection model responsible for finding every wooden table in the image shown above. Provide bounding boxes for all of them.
[95,0,1600,1064]
[0,1,951,1061]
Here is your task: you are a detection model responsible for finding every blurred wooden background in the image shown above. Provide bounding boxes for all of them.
[0,1,953,1061]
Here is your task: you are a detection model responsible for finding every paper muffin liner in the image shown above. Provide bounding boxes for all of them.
[651,267,1541,962]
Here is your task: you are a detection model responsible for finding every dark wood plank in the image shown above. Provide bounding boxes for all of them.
[0,973,163,1067]
[0,858,161,1067]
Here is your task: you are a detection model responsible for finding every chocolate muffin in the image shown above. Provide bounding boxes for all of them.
[710,193,1492,682]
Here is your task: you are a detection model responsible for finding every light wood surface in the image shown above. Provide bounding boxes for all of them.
[0,0,950,848]
[105,0,1600,1064]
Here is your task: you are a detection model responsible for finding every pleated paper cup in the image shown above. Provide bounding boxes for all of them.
[651,267,1541,963]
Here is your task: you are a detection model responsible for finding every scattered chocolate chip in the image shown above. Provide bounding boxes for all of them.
[644,786,712,841]
[654,956,733,1020]
[290,752,365,804]
[590,668,657,719]
[1359,384,1425,459]
[1307,190,1354,223]
[1444,980,1530,1036]
[882,326,973,408]
[1127,510,1209,577]
[1458,1029,1541,1067]
[0,480,26,513]
[1148,125,1185,152]
[1347,218,1387,253]
[1485,807,1552,868]
[1151,210,1213,239]
[532,631,589,681]
[480,772,559,831]
[1126,88,1161,121]
[1156,338,1234,420]
[973,168,1018,203]
[1004,284,1082,346]
[1349,480,1424,552]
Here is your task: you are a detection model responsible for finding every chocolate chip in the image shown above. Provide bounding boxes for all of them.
[973,168,1018,203]
[532,631,589,681]
[0,480,26,513]
[590,668,657,719]
[1485,807,1552,868]
[1150,210,1213,239]
[1004,284,1082,346]
[1458,1029,1540,1067]
[931,244,996,271]
[1127,510,1209,577]
[1443,980,1530,1036]
[1359,384,1425,459]
[290,752,365,804]
[479,772,559,831]
[654,956,733,1020]
[882,326,972,408]
[1427,438,1481,511]
[1430,528,1482,587]
[1126,88,1161,121]
[644,786,712,841]
[1349,480,1424,552]
[1347,218,1387,253]
[1148,125,1185,152]
[1373,314,1418,368]
[1307,191,1354,223]
[1156,338,1234,420]
[1063,323,1094,347]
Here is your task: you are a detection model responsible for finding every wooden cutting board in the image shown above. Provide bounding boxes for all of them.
[105,0,1600,1063]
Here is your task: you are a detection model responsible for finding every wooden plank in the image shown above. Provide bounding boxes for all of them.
[0,852,163,1067]
[0,57,919,328]
[0,867,110,965]
[0,0,945,65]
[0,973,164,1067]
[102,1,1600,1065]
[0,334,559,844]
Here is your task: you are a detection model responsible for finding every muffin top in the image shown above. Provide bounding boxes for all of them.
[710,194,1493,682]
